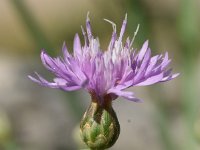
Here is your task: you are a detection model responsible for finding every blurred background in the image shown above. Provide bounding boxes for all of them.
[0,0,200,150]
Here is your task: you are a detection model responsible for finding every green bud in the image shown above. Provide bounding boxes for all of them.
[80,97,120,150]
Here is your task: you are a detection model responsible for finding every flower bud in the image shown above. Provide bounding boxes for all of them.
[80,99,120,149]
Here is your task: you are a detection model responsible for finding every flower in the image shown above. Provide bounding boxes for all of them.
[29,14,179,105]
[29,14,179,149]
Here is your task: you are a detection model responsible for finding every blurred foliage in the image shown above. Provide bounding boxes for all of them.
[10,0,53,54]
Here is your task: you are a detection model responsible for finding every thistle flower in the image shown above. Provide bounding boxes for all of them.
[29,14,179,149]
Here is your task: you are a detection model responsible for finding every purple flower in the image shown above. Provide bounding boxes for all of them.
[29,14,179,105]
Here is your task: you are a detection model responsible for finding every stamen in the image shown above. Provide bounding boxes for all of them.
[104,18,117,50]
[86,12,92,40]
[104,19,117,33]
[130,24,140,46]
[118,13,127,43]
[81,25,88,46]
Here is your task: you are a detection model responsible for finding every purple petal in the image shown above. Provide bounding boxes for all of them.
[28,75,41,84]
[160,52,171,70]
[41,50,57,72]
[86,13,92,40]
[59,85,82,91]
[108,88,143,102]
[115,79,134,90]
[161,73,180,82]
[145,54,159,76]
[134,48,151,82]
[53,78,67,85]
[118,14,127,43]
[138,40,149,62]
[62,42,71,59]
[28,73,58,88]
[53,78,84,91]
[73,34,82,57]
[135,73,164,86]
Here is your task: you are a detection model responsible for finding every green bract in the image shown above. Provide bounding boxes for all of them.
[80,100,120,150]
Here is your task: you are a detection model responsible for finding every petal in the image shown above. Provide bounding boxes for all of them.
[40,51,84,85]
[68,59,87,82]
[41,50,57,72]
[53,78,67,86]
[138,40,149,62]
[28,75,41,84]
[54,78,83,91]
[28,73,58,88]
[115,79,134,90]
[108,88,143,102]
[134,48,151,82]
[59,85,82,91]
[135,72,164,86]
[145,55,160,76]
[62,42,71,59]
[160,52,171,71]
[73,34,82,57]
[161,73,180,82]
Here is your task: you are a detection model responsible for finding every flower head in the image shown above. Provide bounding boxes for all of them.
[29,14,179,105]
[29,14,179,149]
